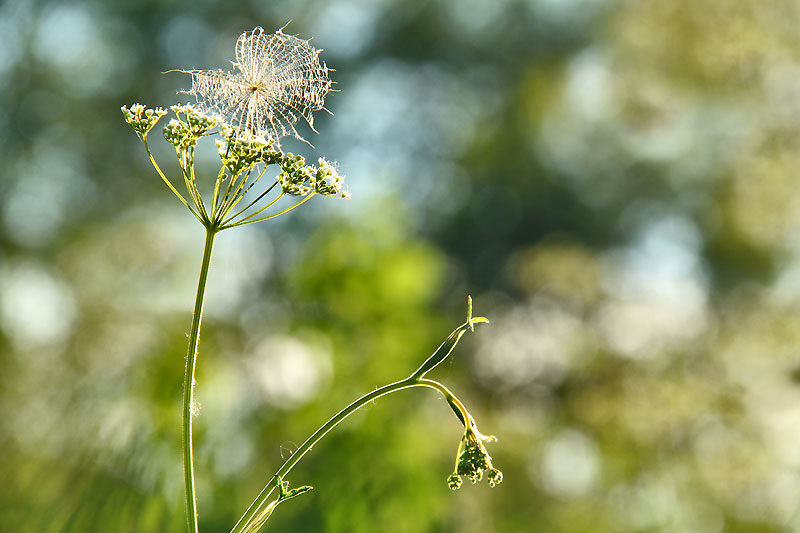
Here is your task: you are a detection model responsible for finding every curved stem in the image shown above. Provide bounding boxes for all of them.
[179,148,209,223]
[231,299,487,533]
[141,139,202,222]
[184,227,217,533]
[230,377,466,533]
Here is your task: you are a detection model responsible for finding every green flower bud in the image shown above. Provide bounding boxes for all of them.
[447,474,462,490]
[487,468,503,488]
[450,424,502,489]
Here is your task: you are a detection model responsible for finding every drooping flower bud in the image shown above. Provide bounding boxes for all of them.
[447,424,502,490]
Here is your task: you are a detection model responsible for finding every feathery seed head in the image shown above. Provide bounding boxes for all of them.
[181,26,332,148]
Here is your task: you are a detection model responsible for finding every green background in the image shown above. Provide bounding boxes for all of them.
[2,0,799,531]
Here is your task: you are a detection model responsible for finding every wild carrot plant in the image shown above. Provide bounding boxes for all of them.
[122,26,501,533]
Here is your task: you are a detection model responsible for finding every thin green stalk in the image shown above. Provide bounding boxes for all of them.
[210,165,229,220]
[221,186,282,227]
[216,165,255,221]
[183,226,217,533]
[215,171,236,221]
[230,377,466,533]
[179,148,209,223]
[220,169,274,222]
[222,192,312,229]
[141,139,202,222]
[189,148,212,222]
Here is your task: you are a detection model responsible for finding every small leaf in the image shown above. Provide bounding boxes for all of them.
[409,297,489,380]
[283,485,313,500]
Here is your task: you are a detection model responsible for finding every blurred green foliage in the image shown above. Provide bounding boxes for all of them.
[3,0,800,531]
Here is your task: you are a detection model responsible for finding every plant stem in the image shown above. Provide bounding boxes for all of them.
[141,138,202,222]
[230,377,466,533]
[184,226,217,533]
[222,192,312,229]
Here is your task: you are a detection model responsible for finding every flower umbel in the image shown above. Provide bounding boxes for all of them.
[163,105,217,149]
[449,420,503,490]
[314,158,349,198]
[121,103,167,138]
[217,127,280,175]
[122,27,345,232]
[181,26,332,147]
